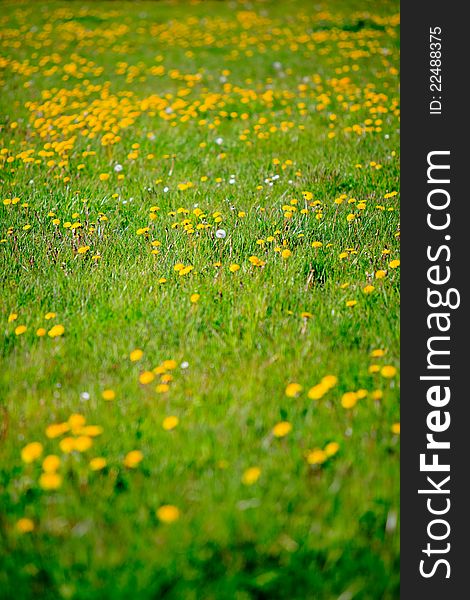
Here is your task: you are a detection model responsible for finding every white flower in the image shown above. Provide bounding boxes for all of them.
[215,137,223,145]
[181,361,189,369]
[114,164,123,172]
[81,392,90,400]
[163,186,169,193]
[215,229,226,239]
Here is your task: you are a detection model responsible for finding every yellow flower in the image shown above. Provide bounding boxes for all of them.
[370,349,386,358]
[345,300,357,307]
[375,270,386,279]
[16,518,34,533]
[21,442,43,464]
[42,455,60,473]
[155,383,170,394]
[307,448,327,465]
[363,285,375,294]
[68,413,86,431]
[341,392,358,409]
[272,421,292,438]
[307,383,328,400]
[281,249,292,259]
[39,472,62,490]
[156,505,180,523]
[368,364,380,374]
[346,213,355,222]
[48,324,64,338]
[89,457,107,471]
[124,450,143,468]
[102,389,116,401]
[190,293,200,303]
[15,325,27,336]
[324,442,340,457]
[139,371,155,385]
[99,173,110,181]
[162,416,179,431]
[389,259,400,269]
[381,365,397,378]
[285,383,302,398]
[391,422,400,435]
[242,467,261,485]
[46,422,69,438]
[162,359,177,370]
[229,263,240,273]
[77,246,90,254]
[371,390,383,400]
[312,241,323,248]
[8,313,18,322]
[36,328,46,337]
[45,312,56,320]
[74,436,93,452]
[59,437,76,453]
[321,375,338,389]
[80,425,103,437]
[130,349,144,362]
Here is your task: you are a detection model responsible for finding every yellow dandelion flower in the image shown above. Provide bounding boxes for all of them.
[8,313,18,322]
[59,437,75,454]
[363,285,375,294]
[272,421,292,438]
[39,472,62,490]
[285,383,302,398]
[46,422,69,438]
[156,505,180,524]
[307,448,327,465]
[42,455,60,473]
[375,270,387,279]
[371,390,383,400]
[74,436,93,452]
[369,364,380,373]
[162,416,179,431]
[190,293,200,303]
[15,325,27,336]
[16,518,34,533]
[102,389,116,401]
[307,383,328,400]
[389,259,400,269]
[381,365,397,378]
[68,414,86,430]
[130,349,144,362]
[77,246,90,254]
[48,324,64,338]
[324,442,340,457]
[346,300,357,307]
[391,422,401,435]
[371,349,386,358]
[229,263,240,273]
[162,359,177,370]
[139,371,155,385]
[341,392,358,409]
[89,457,107,471]
[21,442,43,464]
[321,375,338,389]
[242,467,261,485]
[36,328,46,337]
[281,249,292,259]
[155,383,170,394]
[123,450,143,468]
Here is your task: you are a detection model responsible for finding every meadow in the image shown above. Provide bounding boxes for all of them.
[0,0,400,597]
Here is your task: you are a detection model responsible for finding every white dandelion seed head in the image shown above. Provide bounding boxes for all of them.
[215,137,223,145]
[215,229,226,239]
[114,164,123,172]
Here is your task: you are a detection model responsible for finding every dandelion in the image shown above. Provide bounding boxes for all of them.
[42,455,60,472]
[21,442,43,463]
[16,518,34,533]
[341,391,358,409]
[162,416,179,431]
[307,383,328,400]
[90,457,107,471]
[312,241,323,248]
[285,383,302,398]
[215,229,226,239]
[36,328,46,336]
[59,437,76,453]
[139,371,155,385]
[389,259,400,269]
[8,313,18,322]
[39,472,62,490]
[156,505,180,523]
[324,442,340,457]
[281,249,292,259]
[391,422,400,435]
[381,365,397,378]
[242,467,261,485]
[15,325,27,336]
[190,293,200,304]
[124,450,143,468]
[307,449,327,465]
[48,324,64,338]
[229,263,240,273]
[74,436,93,452]
[272,421,292,438]
[77,246,90,254]
[130,349,143,362]
[363,285,375,294]
[375,270,387,279]
[346,300,357,307]
[102,389,116,401]
[155,383,170,394]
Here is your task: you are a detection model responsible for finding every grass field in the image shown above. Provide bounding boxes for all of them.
[0,1,400,597]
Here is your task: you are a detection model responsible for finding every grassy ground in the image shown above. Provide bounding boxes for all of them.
[0,0,400,598]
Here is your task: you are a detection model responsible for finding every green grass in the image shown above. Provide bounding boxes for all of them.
[0,0,400,597]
